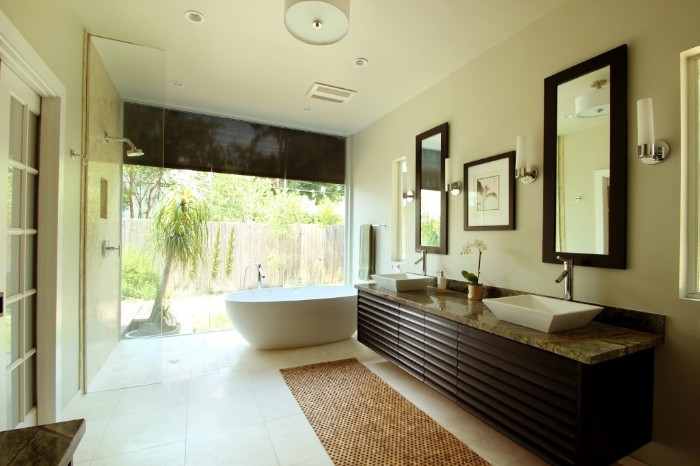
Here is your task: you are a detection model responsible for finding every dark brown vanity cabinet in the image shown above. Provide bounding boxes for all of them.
[357,292,400,365]
[356,291,655,466]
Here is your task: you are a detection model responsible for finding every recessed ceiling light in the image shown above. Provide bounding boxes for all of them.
[185,10,205,23]
[170,80,185,88]
[562,113,574,119]
[353,57,369,68]
[303,106,313,112]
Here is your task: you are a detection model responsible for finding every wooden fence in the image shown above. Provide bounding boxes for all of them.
[122,219,344,294]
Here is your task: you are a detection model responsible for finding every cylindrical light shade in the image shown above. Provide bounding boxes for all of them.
[575,88,610,118]
[637,98,655,146]
[444,157,452,192]
[516,135,526,169]
[284,0,350,45]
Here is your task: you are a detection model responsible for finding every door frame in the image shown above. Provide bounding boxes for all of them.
[0,9,67,424]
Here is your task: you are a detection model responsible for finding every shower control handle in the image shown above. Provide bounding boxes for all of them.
[102,240,121,257]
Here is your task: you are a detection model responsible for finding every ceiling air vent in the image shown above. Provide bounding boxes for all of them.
[306,82,356,104]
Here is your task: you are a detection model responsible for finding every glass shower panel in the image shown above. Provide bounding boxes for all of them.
[7,167,21,228]
[7,236,20,296]
[6,368,19,428]
[9,98,22,162]
[26,112,38,168]
[25,296,35,351]
[26,173,37,229]
[25,236,36,291]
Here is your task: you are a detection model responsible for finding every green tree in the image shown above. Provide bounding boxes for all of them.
[148,188,209,327]
[286,180,344,204]
[268,190,312,237]
[208,173,275,222]
[211,225,221,280]
[224,229,235,276]
[122,165,174,218]
[313,197,343,226]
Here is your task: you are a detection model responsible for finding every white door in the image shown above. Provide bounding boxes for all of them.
[0,63,41,429]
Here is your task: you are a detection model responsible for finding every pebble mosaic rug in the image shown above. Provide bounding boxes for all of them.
[280,358,491,466]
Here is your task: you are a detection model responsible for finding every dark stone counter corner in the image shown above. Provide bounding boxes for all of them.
[0,419,86,466]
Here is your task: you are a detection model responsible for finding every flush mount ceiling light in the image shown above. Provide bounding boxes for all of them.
[169,80,185,88]
[575,79,610,118]
[353,57,368,68]
[185,10,205,23]
[284,0,349,45]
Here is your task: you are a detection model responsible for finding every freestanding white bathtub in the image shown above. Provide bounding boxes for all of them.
[224,285,358,349]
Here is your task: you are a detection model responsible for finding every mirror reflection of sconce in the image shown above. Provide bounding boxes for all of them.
[444,157,463,195]
[400,160,415,202]
[637,98,670,164]
[514,135,538,183]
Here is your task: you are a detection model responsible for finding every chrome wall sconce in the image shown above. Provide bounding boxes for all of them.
[400,160,415,202]
[514,135,538,183]
[637,97,670,164]
[444,157,463,195]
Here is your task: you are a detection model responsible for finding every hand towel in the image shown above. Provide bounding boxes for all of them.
[358,224,375,281]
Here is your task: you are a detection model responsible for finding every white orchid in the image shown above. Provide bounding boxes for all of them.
[460,239,486,285]
[461,239,487,255]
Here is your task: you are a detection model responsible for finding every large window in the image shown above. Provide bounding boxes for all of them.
[119,104,346,336]
[121,168,345,335]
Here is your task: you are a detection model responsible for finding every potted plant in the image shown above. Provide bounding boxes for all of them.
[461,239,487,301]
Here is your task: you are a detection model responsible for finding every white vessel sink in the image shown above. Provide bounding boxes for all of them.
[371,273,434,292]
[482,295,603,333]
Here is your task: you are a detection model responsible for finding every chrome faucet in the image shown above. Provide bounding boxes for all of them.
[555,256,573,301]
[256,263,266,289]
[243,263,266,290]
[414,250,427,276]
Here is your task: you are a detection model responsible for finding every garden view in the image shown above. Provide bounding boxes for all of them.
[120,165,345,338]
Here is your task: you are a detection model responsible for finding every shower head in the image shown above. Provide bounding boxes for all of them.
[104,132,145,157]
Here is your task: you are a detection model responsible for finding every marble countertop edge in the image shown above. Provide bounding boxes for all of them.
[355,283,663,365]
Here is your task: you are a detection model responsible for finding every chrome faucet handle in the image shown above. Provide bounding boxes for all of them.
[556,255,573,267]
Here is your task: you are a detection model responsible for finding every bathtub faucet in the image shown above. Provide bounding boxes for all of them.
[256,263,265,288]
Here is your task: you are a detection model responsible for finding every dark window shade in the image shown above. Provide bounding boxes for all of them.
[281,127,345,184]
[123,102,345,184]
[123,102,164,168]
[211,118,284,179]
[164,110,213,171]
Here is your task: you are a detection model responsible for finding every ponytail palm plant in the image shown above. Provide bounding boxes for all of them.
[148,188,209,327]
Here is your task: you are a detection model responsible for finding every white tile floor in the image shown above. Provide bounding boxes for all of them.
[65,330,551,465]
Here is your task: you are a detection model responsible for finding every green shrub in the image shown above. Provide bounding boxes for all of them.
[121,247,160,300]
[211,226,221,280]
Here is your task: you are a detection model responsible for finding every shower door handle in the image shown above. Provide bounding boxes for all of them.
[102,240,121,257]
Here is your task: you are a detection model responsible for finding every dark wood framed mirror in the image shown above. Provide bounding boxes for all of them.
[543,45,627,268]
[415,122,448,254]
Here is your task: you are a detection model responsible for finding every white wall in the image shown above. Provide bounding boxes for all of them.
[0,0,83,410]
[351,1,700,465]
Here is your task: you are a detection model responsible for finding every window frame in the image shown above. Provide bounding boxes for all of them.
[681,47,700,299]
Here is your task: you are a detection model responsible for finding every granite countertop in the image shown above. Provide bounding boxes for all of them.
[0,419,86,466]
[356,284,664,365]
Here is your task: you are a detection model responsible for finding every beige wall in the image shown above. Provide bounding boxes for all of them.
[351,1,700,465]
[0,0,82,410]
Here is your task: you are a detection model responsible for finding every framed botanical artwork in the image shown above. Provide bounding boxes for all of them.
[464,151,515,230]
